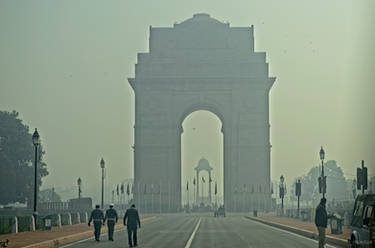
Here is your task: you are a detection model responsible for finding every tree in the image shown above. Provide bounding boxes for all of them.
[39,188,61,202]
[299,160,347,205]
[0,110,48,205]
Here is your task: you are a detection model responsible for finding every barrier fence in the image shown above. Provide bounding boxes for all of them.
[0,212,90,234]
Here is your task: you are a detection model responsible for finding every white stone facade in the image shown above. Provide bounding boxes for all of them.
[128,14,275,212]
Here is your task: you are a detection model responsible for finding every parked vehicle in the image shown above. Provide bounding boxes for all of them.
[214,206,226,217]
[349,194,375,248]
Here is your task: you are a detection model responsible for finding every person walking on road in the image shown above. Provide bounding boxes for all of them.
[124,204,141,247]
[315,198,328,248]
[88,204,105,242]
[104,203,118,241]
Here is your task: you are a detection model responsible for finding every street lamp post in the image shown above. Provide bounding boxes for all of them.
[32,129,40,222]
[77,177,82,199]
[100,158,105,208]
[295,179,301,217]
[319,146,326,199]
[279,175,285,214]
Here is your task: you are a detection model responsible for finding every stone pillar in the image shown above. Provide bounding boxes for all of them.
[57,214,62,227]
[77,212,81,224]
[12,216,18,233]
[68,213,72,225]
[30,215,35,231]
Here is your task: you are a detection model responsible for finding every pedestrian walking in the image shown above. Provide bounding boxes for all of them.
[124,204,141,247]
[88,204,105,242]
[315,198,328,248]
[104,203,118,241]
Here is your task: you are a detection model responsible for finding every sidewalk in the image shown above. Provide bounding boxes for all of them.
[0,216,155,248]
[246,215,349,247]
[260,216,350,240]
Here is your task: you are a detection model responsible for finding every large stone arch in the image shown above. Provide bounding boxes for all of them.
[128,13,275,212]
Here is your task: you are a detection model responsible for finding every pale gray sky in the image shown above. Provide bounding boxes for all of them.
[0,0,374,201]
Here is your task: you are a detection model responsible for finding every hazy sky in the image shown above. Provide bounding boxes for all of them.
[1,0,374,201]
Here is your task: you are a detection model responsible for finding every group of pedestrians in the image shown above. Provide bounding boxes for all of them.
[88,203,141,247]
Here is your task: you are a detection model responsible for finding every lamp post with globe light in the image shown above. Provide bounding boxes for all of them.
[319,147,326,199]
[279,175,286,213]
[100,158,105,208]
[77,177,82,199]
[32,129,40,222]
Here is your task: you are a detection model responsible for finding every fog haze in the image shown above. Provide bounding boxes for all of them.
[0,0,374,201]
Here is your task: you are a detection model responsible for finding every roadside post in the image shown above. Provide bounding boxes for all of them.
[295,179,301,218]
[356,160,368,194]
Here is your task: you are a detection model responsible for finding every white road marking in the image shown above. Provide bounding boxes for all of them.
[243,217,338,248]
[184,218,201,248]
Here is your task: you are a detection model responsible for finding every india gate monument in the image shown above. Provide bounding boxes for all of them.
[128,13,276,212]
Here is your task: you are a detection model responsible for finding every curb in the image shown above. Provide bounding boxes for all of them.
[245,216,348,248]
[21,216,156,248]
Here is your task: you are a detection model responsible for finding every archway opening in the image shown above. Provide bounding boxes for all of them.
[181,110,224,210]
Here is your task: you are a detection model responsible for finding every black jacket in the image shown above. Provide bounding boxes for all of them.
[315,203,328,227]
[123,207,141,228]
[89,209,104,223]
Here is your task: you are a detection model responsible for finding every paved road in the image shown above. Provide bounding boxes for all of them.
[62,213,337,248]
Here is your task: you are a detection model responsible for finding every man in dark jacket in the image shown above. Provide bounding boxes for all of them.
[88,205,105,242]
[315,198,328,248]
[104,203,118,241]
[124,204,141,247]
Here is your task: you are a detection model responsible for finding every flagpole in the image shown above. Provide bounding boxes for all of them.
[243,186,245,212]
[138,183,141,213]
[201,179,204,205]
[159,181,162,214]
[187,181,189,210]
[168,181,171,213]
[215,182,218,208]
[144,184,147,213]
[152,184,154,213]
[193,178,196,206]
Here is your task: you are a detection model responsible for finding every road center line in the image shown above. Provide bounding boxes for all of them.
[184,218,201,248]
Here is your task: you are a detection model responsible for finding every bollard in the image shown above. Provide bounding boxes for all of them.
[85,212,88,223]
[68,213,72,225]
[77,213,81,224]
[12,216,18,233]
[57,214,62,227]
[31,215,36,231]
